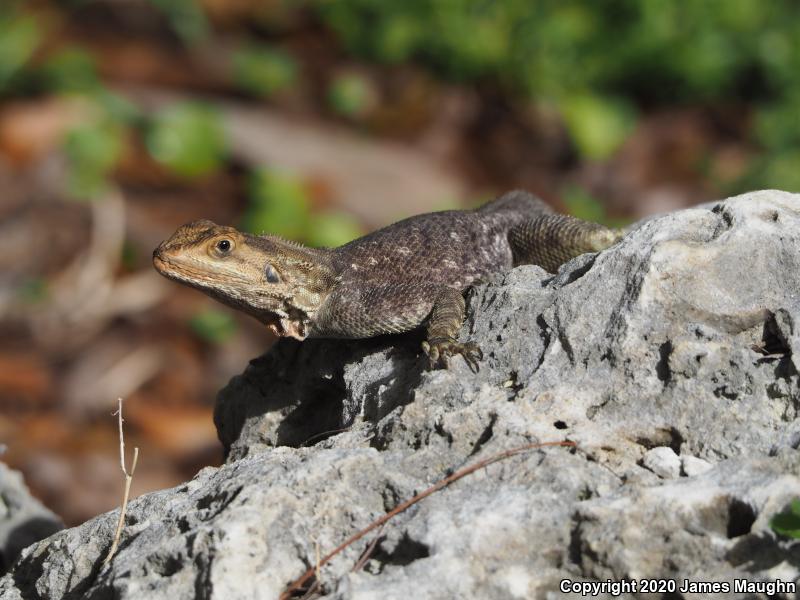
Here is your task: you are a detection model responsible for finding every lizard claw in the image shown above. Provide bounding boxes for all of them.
[422,338,483,372]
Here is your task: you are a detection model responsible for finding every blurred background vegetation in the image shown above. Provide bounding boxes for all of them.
[0,0,797,525]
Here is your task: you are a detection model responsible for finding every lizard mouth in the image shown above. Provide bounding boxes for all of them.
[264,315,307,340]
[152,251,223,287]
[152,249,186,281]
[266,320,284,337]
[152,252,169,275]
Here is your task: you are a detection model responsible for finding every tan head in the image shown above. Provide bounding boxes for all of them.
[153,220,334,339]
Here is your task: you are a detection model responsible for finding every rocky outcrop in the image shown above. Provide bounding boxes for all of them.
[3,190,800,599]
[0,463,61,576]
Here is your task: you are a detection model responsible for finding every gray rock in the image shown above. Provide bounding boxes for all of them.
[0,462,62,575]
[682,455,714,477]
[3,190,800,599]
[642,446,681,479]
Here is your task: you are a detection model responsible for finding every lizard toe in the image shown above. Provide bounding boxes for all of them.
[422,338,483,371]
[422,340,440,369]
[462,342,483,373]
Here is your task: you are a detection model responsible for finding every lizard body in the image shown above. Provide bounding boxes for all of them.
[153,190,621,369]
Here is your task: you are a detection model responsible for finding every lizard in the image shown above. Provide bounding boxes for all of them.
[153,190,622,370]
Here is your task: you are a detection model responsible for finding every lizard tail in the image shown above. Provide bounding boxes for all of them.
[510,214,623,272]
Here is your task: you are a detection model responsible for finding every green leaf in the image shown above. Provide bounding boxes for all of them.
[375,16,420,63]
[146,103,226,178]
[40,47,98,92]
[93,89,143,125]
[755,99,800,151]
[563,186,606,223]
[232,45,297,98]
[307,211,364,247]
[63,120,125,200]
[758,151,800,192]
[770,499,800,539]
[121,240,138,270]
[147,0,208,44]
[0,12,40,92]
[16,278,48,305]
[327,73,375,117]
[189,309,237,344]
[561,94,636,161]
[242,170,311,240]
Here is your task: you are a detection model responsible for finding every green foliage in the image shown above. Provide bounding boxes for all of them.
[232,45,297,98]
[307,211,363,247]
[327,73,375,117]
[63,119,125,200]
[146,103,226,178]
[755,95,800,152]
[189,308,238,344]
[753,151,800,192]
[314,0,800,168]
[317,0,799,100]
[770,499,800,539]
[242,169,364,246]
[16,278,48,305]
[147,0,209,44]
[563,186,630,229]
[121,240,138,270]
[563,186,606,223]
[243,170,310,239]
[0,10,40,92]
[93,89,143,125]
[60,92,141,201]
[561,95,635,161]
[40,47,99,92]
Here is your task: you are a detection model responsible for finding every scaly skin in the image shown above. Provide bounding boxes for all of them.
[153,190,622,369]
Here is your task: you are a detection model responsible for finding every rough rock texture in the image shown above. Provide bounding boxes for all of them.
[3,190,800,599]
[0,463,62,575]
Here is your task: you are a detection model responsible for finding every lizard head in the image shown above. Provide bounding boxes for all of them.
[153,220,333,340]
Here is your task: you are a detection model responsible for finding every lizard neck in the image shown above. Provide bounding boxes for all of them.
[245,235,338,339]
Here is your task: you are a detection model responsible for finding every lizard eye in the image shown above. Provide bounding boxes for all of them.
[213,239,233,256]
[265,264,280,283]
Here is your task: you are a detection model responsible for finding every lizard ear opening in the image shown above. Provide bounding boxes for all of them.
[265,264,280,284]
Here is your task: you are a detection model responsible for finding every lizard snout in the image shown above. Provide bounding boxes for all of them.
[152,237,182,273]
[152,244,169,273]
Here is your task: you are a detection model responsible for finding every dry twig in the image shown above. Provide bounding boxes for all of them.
[280,439,575,599]
[103,397,140,566]
[301,427,354,447]
[350,524,385,573]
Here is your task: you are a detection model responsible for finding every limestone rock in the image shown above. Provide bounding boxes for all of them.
[3,190,800,599]
[682,455,714,478]
[0,462,62,575]
[642,446,681,479]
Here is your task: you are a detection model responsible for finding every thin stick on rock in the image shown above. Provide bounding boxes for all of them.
[103,397,140,566]
[280,439,575,599]
[314,539,322,586]
[350,524,385,573]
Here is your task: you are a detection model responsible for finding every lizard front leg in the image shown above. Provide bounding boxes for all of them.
[509,214,622,272]
[422,287,483,371]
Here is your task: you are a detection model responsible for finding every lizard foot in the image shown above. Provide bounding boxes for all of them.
[422,337,483,372]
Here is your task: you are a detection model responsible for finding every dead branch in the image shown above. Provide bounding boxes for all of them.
[103,397,140,566]
[280,439,575,599]
[301,427,354,447]
[350,524,385,573]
